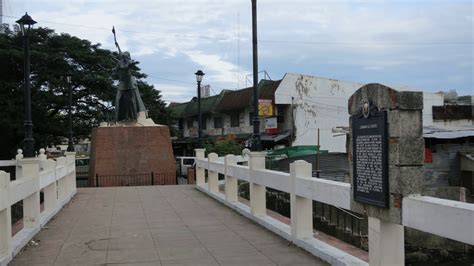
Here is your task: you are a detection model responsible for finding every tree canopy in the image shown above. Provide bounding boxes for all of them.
[0,26,172,159]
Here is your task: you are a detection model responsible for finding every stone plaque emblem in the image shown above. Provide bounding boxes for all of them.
[362,98,370,118]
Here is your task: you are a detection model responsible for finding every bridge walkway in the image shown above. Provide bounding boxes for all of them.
[10,186,327,265]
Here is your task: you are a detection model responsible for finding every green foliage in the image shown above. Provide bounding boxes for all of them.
[204,140,243,157]
[0,26,171,159]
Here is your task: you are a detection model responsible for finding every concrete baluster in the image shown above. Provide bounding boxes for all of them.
[290,160,313,240]
[15,149,23,180]
[249,151,266,216]
[43,159,58,217]
[208,153,219,193]
[38,148,47,170]
[18,158,40,228]
[195,149,206,186]
[56,157,67,202]
[0,171,11,258]
[65,152,76,195]
[368,217,405,266]
[224,154,238,202]
[241,148,250,166]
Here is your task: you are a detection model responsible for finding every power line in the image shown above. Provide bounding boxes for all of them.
[147,75,228,97]
[146,75,194,85]
[2,14,472,46]
[0,14,230,41]
[259,39,473,46]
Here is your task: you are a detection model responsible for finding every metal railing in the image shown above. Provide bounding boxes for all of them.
[94,172,176,187]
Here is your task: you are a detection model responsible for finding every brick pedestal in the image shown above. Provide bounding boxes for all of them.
[89,126,176,186]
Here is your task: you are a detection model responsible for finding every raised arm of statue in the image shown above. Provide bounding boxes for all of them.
[112,26,122,54]
[111,26,147,123]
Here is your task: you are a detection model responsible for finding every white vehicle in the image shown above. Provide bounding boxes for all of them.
[176,157,195,177]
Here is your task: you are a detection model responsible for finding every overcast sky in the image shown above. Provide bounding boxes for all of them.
[3,0,473,103]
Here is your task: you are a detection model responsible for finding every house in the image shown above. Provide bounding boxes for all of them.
[168,80,288,155]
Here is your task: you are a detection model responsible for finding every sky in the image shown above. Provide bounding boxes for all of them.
[2,0,473,103]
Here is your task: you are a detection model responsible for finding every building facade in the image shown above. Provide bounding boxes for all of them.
[169,73,472,155]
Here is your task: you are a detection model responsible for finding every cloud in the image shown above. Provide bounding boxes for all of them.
[153,84,194,103]
[185,50,248,85]
[5,0,472,100]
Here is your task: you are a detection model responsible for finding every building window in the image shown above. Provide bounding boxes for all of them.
[230,113,239,127]
[178,119,184,130]
[214,117,223,129]
[249,112,254,126]
[187,120,193,128]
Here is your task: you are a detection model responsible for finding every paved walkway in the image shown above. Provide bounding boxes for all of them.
[11,186,327,265]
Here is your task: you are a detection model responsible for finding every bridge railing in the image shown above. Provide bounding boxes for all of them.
[0,150,76,266]
[194,149,474,266]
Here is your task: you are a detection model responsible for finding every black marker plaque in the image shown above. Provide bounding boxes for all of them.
[352,110,389,208]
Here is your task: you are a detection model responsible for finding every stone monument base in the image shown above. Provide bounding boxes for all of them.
[89,125,176,186]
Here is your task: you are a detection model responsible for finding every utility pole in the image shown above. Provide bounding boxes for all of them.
[0,0,3,26]
[251,0,261,151]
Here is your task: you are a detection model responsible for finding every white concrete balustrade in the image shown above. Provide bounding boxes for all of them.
[195,149,474,266]
[0,150,76,266]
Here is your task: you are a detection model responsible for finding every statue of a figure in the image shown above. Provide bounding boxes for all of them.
[111,27,146,122]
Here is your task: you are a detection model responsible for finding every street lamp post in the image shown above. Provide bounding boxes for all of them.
[195,70,205,148]
[16,13,37,158]
[66,75,74,152]
[251,0,261,151]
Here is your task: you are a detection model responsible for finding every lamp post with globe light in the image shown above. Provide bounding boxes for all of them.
[195,70,205,148]
[16,13,37,158]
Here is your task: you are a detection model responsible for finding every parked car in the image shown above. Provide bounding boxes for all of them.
[176,157,195,178]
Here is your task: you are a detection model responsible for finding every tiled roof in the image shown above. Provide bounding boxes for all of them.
[166,79,282,118]
[183,90,228,117]
[216,80,281,112]
[168,102,189,118]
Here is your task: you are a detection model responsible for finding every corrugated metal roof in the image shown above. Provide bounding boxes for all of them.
[216,80,281,112]
[423,126,474,139]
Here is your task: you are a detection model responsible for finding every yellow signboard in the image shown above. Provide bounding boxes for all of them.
[258,99,273,116]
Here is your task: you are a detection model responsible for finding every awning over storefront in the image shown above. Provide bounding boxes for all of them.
[260,131,291,142]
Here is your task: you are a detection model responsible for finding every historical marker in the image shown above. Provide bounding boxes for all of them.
[352,107,389,208]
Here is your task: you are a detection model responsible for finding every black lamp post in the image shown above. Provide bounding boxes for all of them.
[195,70,205,148]
[251,0,261,151]
[66,75,74,152]
[16,13,37,158]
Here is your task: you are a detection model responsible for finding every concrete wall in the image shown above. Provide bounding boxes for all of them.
[421,92,444,126]
[275,73,363,152]
[432,119,473,128]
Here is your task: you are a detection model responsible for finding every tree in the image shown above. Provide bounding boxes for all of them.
[0,25,171,159]
[204,139,243,157]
